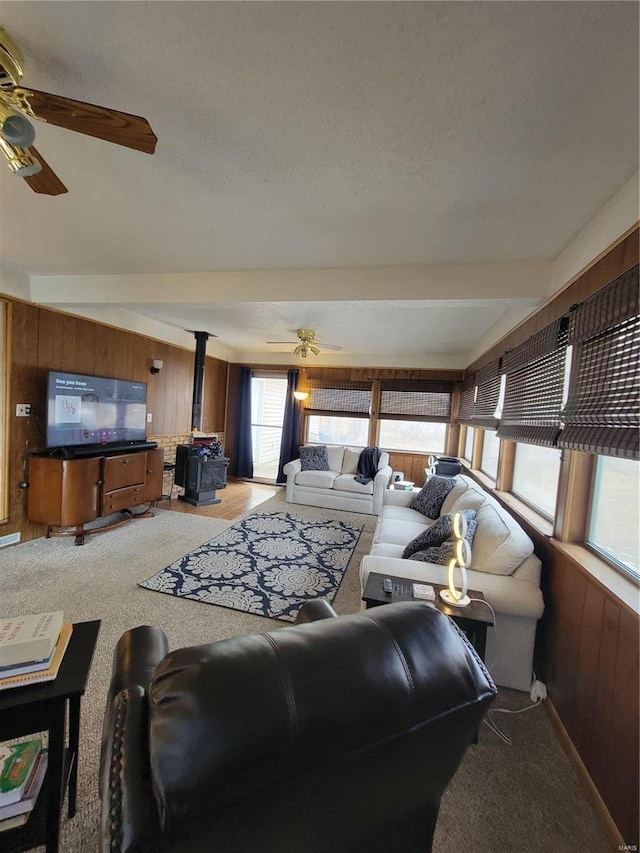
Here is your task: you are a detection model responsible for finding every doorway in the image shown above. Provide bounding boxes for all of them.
[250,375,288,481]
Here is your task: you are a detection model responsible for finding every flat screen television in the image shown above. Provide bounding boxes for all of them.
[46,370,148,450]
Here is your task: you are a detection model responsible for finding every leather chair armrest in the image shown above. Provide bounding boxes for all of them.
[100,626,168,801]
[100,685,162,853]
[294,599,338,623]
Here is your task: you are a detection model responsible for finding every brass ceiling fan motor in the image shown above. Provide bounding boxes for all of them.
[0,25,157,195]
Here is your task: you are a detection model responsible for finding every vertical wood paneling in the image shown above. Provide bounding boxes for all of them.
[549,568,587,732]
[589,599,620,795]
[571,584,605,762]
[606,608,640,843]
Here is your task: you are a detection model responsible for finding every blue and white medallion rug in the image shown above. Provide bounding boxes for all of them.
[139,510,363,621]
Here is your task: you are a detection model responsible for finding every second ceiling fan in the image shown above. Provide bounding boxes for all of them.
[266,329,343,358]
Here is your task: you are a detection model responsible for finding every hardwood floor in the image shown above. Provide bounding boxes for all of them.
[155,478,281,521]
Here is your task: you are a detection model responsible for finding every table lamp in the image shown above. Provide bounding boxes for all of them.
[439,511,472,608]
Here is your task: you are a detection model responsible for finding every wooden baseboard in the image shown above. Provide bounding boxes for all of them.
[545,698,624,847]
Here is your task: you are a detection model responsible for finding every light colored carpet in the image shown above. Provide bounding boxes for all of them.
[0,491,610,852]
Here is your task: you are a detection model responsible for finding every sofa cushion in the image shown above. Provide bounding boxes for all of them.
[449,489,488,514]
[295,470,337,489]
[470,503,534,575]
[410,476,456,519]
[326,446,345,472]
[402,510,477,559]
[333,474,374,495]
[375,518,430,548]
[341,448,361,474]
[370,542,406,559]
[299,445,329,471]
[380,505,432,525]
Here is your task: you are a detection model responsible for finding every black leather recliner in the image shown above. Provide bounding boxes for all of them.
[99,600,496,853]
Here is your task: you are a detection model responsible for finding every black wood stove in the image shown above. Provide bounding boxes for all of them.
[175,445,229,506]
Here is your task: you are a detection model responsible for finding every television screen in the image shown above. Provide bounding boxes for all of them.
[46,371,148,449]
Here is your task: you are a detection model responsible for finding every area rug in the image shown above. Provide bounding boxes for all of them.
[138,509,363,621]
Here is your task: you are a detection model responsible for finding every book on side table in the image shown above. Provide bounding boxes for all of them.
[0,611,64,667]
[0,622,73,691]
[0,741,48,832]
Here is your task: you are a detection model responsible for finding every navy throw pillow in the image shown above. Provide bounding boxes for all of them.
[410,475,456,519]
[299,445,330,471]
[402,509,477,560]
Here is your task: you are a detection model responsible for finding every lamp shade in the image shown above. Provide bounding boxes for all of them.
[293,390,308,402]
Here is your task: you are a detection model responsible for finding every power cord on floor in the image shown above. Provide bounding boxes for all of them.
[482,671,547,745]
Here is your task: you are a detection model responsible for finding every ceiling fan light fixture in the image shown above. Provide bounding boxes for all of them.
[0,135,41,176]
[0,101,35,147]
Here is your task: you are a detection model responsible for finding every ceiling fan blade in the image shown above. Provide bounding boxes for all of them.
[316,343,343,351]
[23,146,67,195]
[11,87,157,154]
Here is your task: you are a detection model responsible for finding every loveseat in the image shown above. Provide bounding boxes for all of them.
[284,445,392,515]
[99,601,496,853]
[360,474,545,691]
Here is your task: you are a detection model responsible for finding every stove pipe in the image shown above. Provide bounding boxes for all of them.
[191,331,209,430]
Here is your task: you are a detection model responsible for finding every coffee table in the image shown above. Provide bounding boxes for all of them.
[0,620,100,853]
[362,572,493,661]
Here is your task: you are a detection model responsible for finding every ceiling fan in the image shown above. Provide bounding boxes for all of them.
[0,25,157,195]
[266,329,343,358]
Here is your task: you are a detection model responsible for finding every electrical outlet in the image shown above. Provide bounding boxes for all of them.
[147,413,153,423]
[530,679,547,702]
[16,403,31,417]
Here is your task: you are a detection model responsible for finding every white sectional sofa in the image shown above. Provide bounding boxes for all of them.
[284,445,392,515]
[360,474,545,691]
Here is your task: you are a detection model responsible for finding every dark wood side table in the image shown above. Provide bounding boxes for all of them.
[0,620,101,853]
[362,572,494,660]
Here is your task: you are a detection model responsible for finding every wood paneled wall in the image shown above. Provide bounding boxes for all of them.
[224,363,464,472]
[544,547,638,845]
[1,298,228,542]
[460,227,640,846]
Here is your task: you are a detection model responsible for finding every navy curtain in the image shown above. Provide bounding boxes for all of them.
[276,370,301,483]
[231,367,254,478]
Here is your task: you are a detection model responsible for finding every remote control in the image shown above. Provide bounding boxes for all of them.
[382,578,393,594]
[412,583,436,601]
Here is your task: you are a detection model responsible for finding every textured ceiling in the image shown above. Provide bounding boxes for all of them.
[0,2,638,366]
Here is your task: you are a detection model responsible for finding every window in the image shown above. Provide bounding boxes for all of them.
[511,444,561,520]
[250,376,287,480]
[587,456,639,580]
[378,420,446,453]
[307,415,368,447]
[304,380,371,447]
[463,427,474,463]
[480,430,500,480]
[377,382,451,454]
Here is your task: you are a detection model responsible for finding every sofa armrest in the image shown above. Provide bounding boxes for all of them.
[284,458,301,477]
[383,488,417,508]
[284,458,302,502]
[372,465,393,514]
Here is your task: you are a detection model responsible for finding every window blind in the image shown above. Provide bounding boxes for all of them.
[468,360,501,429]
[379,381,452,423]
[558,264,639,460]
[457,376,476,425]
[306,379,372,415]
[497,318,568,447]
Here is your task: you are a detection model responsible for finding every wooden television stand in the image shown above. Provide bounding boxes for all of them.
[27,446,164,545]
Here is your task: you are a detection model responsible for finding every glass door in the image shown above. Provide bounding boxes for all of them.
[250,375,288,481]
